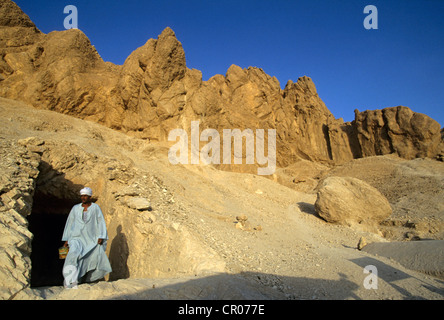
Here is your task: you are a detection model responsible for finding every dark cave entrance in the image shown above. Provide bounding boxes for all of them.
[27,191,77,287]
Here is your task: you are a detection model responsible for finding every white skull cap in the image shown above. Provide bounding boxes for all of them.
[80,187,92,196]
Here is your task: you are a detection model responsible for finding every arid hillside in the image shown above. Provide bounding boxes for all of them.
[1,98,443,300]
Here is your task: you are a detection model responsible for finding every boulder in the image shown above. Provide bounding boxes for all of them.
[314,176,392,227]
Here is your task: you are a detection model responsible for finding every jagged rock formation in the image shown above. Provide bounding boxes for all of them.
[354,106,443,159]
[1,0,442,172]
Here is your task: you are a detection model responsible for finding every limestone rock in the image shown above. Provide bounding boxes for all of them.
[115,27,187,135]
[236,215,248,222]
[0,0,36,28]
[0,0,443,175]
[354,106,442,159]
[0,139,42,300]
[235,215,250,231]
[314,176,392,227]
[126,197,152,211]
[357,237,368,250]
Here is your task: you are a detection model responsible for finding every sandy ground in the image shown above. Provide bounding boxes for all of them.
[1,97,443,300]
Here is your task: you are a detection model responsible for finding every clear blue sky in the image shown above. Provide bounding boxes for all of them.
[14,0,444,126]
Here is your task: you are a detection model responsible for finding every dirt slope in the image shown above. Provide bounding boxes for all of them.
[1,97,443,300]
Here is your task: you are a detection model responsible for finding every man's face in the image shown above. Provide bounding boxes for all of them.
[80,195,91,204]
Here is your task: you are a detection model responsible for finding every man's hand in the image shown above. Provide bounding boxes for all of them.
[63,241,68,247]
[98,239,104,245]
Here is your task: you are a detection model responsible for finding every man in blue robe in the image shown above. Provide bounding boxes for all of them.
[61,187,112,288]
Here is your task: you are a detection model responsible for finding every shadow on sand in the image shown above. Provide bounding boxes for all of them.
[101,258,444,300]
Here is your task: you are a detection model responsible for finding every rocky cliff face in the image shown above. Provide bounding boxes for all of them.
[354,106,443,159]
[0,138,40,299]
[1,0,443,171]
